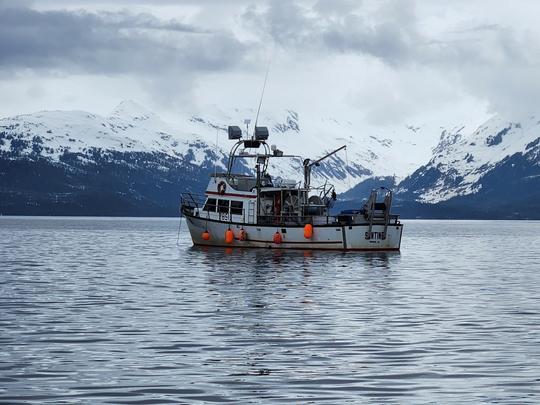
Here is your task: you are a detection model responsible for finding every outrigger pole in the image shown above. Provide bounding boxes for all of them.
[303,145,347,189]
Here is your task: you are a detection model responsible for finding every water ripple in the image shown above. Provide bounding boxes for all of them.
[1,217,539,404]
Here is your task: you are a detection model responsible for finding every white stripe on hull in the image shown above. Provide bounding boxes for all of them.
[185,215,402,251]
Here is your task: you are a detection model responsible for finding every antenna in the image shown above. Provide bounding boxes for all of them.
[253,58,271,134]
[214,127,219,179]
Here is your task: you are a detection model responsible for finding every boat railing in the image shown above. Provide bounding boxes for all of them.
[181,192,400,226]
[257,214,399,227]
[180,193,254,223]
[257,215,341,226]
[180,192,206,211]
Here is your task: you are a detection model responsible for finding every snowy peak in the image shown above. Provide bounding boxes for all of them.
[108,100,157,123]
[398,113,540,204]
[107,99,173,135]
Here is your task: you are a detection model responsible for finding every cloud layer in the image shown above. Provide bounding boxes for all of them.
[242,1,540,118]
[1,0,539,124]
[0,5,246,76]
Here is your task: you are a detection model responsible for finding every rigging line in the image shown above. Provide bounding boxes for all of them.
[254,57,272,132]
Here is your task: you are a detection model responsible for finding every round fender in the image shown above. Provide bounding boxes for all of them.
[225,229,234,244]
[304,224,313,239]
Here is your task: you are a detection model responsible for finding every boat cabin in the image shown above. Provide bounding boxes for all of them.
[195,169,339,228]
[181,124,395,229]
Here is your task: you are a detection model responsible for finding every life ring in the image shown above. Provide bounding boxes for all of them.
[217,181,227,195]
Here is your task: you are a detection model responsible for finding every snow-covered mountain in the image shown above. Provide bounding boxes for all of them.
[0,101,231,215]
[0,100,438,193]
[3,100,537,217]
[396,114,540,218]
[0,100,228,170]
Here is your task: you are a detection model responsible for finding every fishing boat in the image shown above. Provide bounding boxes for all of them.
[180,125,403,251]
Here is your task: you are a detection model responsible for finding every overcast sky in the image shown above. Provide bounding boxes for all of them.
[1,0,539,129]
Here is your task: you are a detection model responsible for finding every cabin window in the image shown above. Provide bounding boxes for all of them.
[217,199,230,213]
[203,198,217,212]
[230,201,243,215]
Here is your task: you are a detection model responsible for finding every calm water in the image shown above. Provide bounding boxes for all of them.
[1,217,539,404]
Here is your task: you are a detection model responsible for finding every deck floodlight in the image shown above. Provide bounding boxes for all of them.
[254,126,269,140]
[228,126,242,140]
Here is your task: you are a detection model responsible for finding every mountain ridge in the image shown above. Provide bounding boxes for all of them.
[397,114,540,206]
[1,102,538,218]
[0,100,440,192]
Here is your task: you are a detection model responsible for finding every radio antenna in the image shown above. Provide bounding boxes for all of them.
[253,57,271,135]
[214,127,219,178]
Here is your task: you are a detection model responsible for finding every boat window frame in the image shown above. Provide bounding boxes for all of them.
[203,198,217,212]
[217,199,230,214]
[230,200,243,215]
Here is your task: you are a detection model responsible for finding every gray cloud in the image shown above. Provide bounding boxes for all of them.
[0,0,31,7]
[242,0,420,65]
[1,0,539,123]
[33,0,246,5]
[242,0,540,117]
[0,4,248,76]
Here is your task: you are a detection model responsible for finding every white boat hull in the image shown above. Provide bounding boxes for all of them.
[184,214,402,251]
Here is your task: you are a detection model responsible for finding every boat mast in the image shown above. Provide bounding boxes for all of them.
[303,145,347,189]
[253,59,271,134]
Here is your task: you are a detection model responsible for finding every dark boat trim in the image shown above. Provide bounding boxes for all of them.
[206,191,256,199]
[193,242,400,252]
[183,211,402,229]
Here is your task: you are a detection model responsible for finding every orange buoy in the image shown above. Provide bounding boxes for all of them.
[303,224,313,239]
[273,231,282,244]
[202,231,210,241]
[239,228,248,241]
[225,229,234,244]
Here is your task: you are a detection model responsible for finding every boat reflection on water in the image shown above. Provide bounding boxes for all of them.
[187,245,400,271]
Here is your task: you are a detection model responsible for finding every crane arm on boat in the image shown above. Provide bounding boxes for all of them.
[303,145,347,189]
